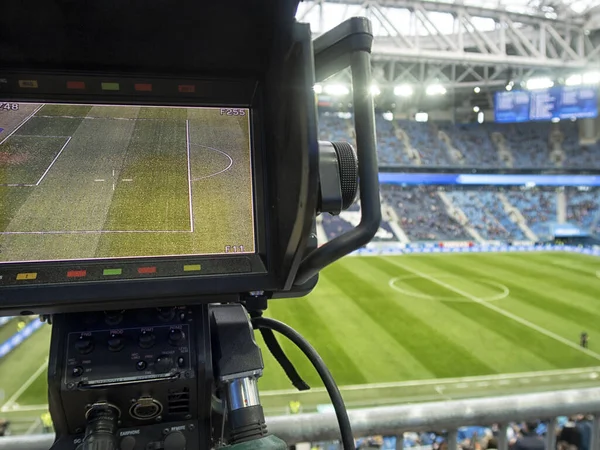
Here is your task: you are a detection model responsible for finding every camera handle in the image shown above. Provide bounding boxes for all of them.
[295,17,381,285]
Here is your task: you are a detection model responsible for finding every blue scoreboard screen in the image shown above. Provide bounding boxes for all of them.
[494,86,598,123]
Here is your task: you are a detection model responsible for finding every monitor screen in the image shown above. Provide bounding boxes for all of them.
[0,103,255,264]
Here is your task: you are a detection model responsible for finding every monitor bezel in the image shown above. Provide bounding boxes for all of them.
[0,72,275,314]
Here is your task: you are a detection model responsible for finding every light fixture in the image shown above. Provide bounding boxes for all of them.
[474,86,481,94]
[477,111,484,124]
[473,106,480,113]
[426,84,447,96]
[382,111,394,121]
[323,84,350,96]
[525,77,554,90]
[415,112,429,122]
[583,71,600,85]
[551,117,560,123]
[394,84,413,97]
[506,84,513,91]
[313,84,323,94]
[565,74,582,86]
[370,85,381,96]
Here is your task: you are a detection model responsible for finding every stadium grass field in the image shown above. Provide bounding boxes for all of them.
[2,251,600,432]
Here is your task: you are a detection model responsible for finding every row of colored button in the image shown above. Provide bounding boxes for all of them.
[12,264,202,281]
[17,80,196,93]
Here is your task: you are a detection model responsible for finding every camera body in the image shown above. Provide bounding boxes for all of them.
[0,1,380,448]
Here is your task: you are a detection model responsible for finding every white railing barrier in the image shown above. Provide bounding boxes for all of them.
[2,387,600,450]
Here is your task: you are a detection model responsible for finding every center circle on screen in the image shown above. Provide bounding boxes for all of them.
[191,143,233,181]
[388,274,509,302]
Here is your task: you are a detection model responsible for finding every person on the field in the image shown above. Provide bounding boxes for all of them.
[580,331,589,348]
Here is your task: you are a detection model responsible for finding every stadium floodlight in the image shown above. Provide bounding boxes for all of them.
[313,83,323,94]
[324,83,350,96]
[370,84,381,96]
[525,77,553,90]
[473,106,480,113]
[551,117,560,123]
[382,111,394,121]
[565,74,582,86]
[474,86,481,94]
[394,84,413,97]
[477,112,484,124]
[426,84,446,96]
[583,71,600,85]
[415,112,428,122]
[506,84,513,91]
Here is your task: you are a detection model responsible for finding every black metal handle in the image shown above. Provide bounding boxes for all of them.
[294,18,381,286]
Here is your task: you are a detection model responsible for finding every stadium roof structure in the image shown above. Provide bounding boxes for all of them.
[299,0,600,104]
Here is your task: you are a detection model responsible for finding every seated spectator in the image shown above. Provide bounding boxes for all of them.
[510,422,544,450]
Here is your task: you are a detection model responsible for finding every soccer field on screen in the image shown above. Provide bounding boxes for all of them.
[1,251,600,432]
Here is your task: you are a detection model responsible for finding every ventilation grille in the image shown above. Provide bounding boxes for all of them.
[167,387,190,415]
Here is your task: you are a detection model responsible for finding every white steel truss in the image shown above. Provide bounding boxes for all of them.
[302,0,600,90]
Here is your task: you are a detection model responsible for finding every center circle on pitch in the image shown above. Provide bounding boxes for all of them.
[388,274,509,303]
[190,143,233,181]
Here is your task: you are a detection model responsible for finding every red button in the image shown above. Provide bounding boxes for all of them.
[138,267,157,274]
[67,270,87,278]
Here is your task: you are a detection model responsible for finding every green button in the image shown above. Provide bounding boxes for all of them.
[103,268,122,276]
[101,82,120,91]
[183,264,201,272]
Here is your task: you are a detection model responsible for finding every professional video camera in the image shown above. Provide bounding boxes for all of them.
[0,1,380,449]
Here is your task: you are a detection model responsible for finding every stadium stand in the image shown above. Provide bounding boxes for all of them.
[318,112,600,170]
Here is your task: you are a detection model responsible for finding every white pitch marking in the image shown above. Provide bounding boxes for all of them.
[0,104,44,146]
[94,179,105,182]
[456,383,469,389]
[25,418,41,435]
[261,366,600,396]
[190,143,234,181]
[476,382,490,387]
[35,136,72,185]
[112,169,115,177]
[121,179,133,182]
[186,120,194,233]
[112,183,115,191]
[1,404,48,412]
[386,258,600,362]
[0,359,48,411]
[0,230,192,235]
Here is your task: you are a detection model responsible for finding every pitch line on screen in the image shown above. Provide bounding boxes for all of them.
[0,104,44,146]
[191,143,234,181]
[186,120,194,233]
[35,136,72,185]
[385,257,600,361]
[0,230,192,235]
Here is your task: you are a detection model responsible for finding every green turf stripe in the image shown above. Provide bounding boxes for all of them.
[453,255,600,332]
[399,256,600,368]
[266,290,369,387]
[328,259,497,378]
[368,256,556,373]
[308,270,435,381]
[487,254,600,307]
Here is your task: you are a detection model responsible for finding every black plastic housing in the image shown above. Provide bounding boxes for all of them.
[0,0,322,314]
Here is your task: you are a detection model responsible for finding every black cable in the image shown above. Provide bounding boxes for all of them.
[252,317,355,450]
[260,328,311,391]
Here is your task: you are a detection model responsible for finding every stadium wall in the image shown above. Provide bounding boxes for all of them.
[0,318,44,359]
[354,242,600,257]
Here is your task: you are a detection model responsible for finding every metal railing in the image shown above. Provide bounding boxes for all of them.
[2,387,600,450]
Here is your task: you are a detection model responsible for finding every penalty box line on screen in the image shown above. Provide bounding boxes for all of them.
[0,230,193,235]
[0,135,72,187]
